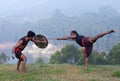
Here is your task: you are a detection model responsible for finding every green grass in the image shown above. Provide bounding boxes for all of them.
[112,71,120,78]
[0,64,120,81]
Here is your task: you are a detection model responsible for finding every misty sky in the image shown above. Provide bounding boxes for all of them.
[0,0,119,16]
[0,0,119,63]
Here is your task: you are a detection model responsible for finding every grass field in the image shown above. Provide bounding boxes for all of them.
[0,64,120,81]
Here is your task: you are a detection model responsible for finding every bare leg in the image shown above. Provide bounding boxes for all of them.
[16,60,21,72]
[85,58,88,69]
[21,54,27,76]
[88,30,115,43]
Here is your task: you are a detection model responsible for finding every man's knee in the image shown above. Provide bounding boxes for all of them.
[21,55,27,61]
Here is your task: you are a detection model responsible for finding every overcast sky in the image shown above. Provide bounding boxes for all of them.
[0,0,119,16]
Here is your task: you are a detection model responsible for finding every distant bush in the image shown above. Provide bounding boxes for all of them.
[35,57,44,65]
[0,52,9,64]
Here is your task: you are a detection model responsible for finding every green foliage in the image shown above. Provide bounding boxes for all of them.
[76,49,84,65]
[112,71,120,78]
[35,57,44,64]
[0,52,9,64]
[50,44,109,65]
[107,43,120,64]
[50,42,120,65]
[49,51,61,64]
[60,44,80,64]
[89,51,108,65]
[50,44,81,64]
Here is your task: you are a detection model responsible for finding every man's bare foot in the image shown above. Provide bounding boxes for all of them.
[108,30,115,34]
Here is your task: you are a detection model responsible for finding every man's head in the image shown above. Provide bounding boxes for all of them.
[70,30,79,36]
[27,31,35,39]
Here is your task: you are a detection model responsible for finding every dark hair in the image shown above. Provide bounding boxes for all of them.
[70,30,79,36]
[27,31,35,37]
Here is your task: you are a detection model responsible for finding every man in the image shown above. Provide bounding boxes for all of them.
[12,31,46,76]
[57,30,115,68]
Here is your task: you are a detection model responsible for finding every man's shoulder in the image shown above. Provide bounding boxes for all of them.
[20,36,26,40]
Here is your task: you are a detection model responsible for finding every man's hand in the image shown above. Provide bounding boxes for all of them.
[57,38,61,40]
[42,40,47,43]
[11,54,15,60]
[34,39,47,43]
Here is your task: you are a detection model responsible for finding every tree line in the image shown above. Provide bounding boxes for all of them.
[49,43,120,65]
[0,42,120,65]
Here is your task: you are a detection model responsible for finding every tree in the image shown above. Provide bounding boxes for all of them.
[35,57,44,64]
[89,50,108,65]
[76,49,84,65]
[107,43,120,65]
[96,51,108,65]
[60,44,80,64]
[49,44,108,65]
[49,51,61,64]
[0,52,9,64]
[49,44,80,64]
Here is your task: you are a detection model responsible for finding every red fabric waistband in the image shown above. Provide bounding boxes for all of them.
[15,48,21,52]
[82,38,85,47]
